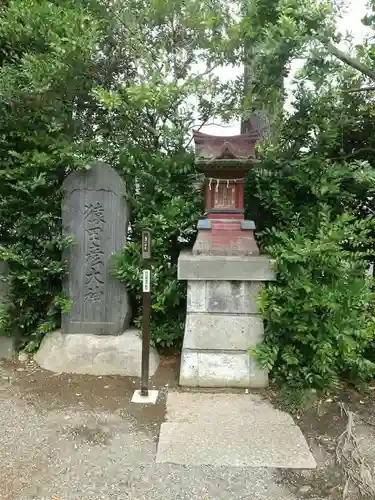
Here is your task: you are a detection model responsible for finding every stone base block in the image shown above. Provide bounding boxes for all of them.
[131,389,159,404]
[178,253,274,389]
[179,350,268,388]
[184,313,264,350]
[0,336,15,360]
[187,281,262,314]
[34,329,160,377]
[178,251,275,281]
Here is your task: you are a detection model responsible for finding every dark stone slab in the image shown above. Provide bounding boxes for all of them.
[0,336,15,360]
[62,162,130,335]
[0,261,8,301]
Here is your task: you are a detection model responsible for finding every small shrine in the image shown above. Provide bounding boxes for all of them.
[177,125,275,389]
[192,130,260,256]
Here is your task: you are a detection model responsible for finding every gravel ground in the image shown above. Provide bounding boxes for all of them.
[0,358,346,500]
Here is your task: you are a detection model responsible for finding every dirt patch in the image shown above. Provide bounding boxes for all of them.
[0,352,180,434]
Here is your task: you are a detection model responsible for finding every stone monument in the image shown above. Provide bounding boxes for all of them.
[178,129,275,388]
[61,161,130,335]
[35,162,159,376]
[0,260,8,303]
[0,260,14,359]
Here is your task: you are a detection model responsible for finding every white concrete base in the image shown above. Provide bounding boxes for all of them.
[34,329,160,377]
[131,389,159,404]
[179,297,268,388]
[187,281,262,314]
[178,251,275,281]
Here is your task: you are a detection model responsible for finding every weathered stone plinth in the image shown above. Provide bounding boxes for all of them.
[0,336,15,360]
[178,252,275,388]
[193,219,259,256]
[34,330,160,376]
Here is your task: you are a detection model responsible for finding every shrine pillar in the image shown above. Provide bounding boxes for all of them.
[177,130,275,388]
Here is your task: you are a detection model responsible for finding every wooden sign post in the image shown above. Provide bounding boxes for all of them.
[141,230,151,396]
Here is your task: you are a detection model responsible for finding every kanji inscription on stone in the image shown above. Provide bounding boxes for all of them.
[83,201,105,304]
[62,162,130,335]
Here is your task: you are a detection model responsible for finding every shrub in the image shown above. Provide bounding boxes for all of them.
[112,149,203,349]
[0,0,133,348]
[254,212,375,391]
[246,90,375,391]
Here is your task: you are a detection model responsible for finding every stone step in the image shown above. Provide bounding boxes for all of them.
[156,392,316,469]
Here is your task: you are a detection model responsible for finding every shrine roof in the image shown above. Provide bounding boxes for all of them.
[192,130,259,162]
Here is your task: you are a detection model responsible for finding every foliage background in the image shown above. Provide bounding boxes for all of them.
[0,0,135,348]
[247,57,375,392]
[112,149,202,349]
[1,0,375,394]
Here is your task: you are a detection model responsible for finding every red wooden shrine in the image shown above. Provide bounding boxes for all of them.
[192,129,261,256]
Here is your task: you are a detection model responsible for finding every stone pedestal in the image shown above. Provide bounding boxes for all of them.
[178,129,275,388]
[34,329,160,377]
[178,253,275,388]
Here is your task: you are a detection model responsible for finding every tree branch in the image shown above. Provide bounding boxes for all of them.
[327,42,375,81]
[125,112,159,137]
[343,85,375,93]
[329,147,375,161]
